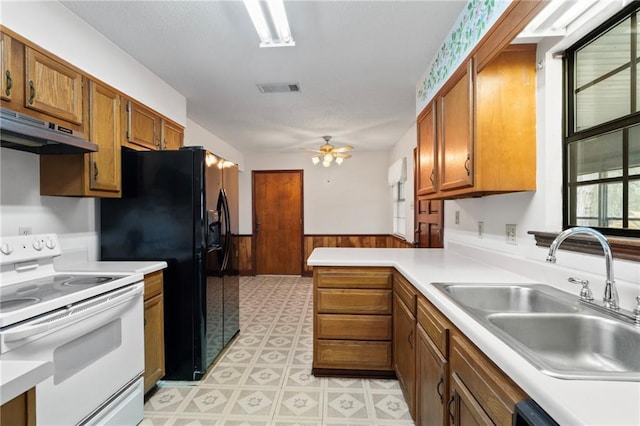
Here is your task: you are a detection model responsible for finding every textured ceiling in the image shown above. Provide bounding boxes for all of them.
[61,1,465,153]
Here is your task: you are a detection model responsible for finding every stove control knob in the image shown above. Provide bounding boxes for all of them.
[32,239,44,251]
[45,237,56,249]
[0,242,12,255]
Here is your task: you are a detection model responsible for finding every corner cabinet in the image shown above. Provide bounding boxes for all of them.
[312,267,394,376]
[143,271,165,394]
[417,44,536,200]
[40,80,121,197]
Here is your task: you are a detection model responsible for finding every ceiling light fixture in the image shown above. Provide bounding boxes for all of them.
[243,0,295,48]
[303,136,353,168]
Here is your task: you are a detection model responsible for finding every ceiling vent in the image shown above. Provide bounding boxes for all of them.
[257,83,300,93]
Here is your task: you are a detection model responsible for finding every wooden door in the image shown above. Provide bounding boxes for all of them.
[417,324,448,426]
[416,103,437,195]
[1,32,13,102]
[88,81,120,193]
[439,60,473,192]
[253,170,303,275]
[393,295,416,419]
[24,47,83,124]
[162,120,183,150]
[449,373,493,426]
[126,100,160,150]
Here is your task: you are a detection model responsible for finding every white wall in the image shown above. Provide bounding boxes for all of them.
[0,1,186,125]
[238,151,391,235]
[440,7,639,284]
[389,124,416,241]
[184,119,245,171]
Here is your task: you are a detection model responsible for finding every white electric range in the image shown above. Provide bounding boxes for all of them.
[0,234,145,425]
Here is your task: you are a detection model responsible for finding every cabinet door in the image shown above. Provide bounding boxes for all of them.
[24,47,83,124]
[161,120,183,150]
[144,293,165,393]
[88,81,120,193]
[439,60,474,191]
[449,373,493,426]
[417,325,448,426]
[126,100,160,150]
[417,103,437,195]
[0,387,36,426]
[393,294,416,419]
[1,32,14,102]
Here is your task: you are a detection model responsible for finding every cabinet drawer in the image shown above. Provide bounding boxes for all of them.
[394,272,416,314]
[317,289,391,314]
[315,267,392,289]
[417,295,449,357]
[317,314,392,340]
[144,270,163,300]
[315,340,393,370]
[450,334,526,425]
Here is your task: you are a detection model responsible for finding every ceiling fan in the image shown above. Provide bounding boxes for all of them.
[303,136,353,167]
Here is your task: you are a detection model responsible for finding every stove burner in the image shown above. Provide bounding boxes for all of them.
[0,297,41,313]
[58,276,116,287]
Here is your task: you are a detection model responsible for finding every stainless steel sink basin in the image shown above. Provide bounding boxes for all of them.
[432,283,640,381]
[487,313,640,381]
[433,283,578,313]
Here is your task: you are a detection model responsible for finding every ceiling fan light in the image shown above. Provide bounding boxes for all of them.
[324,153,333,162]
[322,160,331,168]
[312,156,320,165]
[335,157,343,165]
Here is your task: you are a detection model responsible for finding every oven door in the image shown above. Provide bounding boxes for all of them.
[0,282,144,426]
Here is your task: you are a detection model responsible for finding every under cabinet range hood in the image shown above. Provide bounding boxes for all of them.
[0,107,98,154]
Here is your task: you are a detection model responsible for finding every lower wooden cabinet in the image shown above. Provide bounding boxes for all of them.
[0,387,36,426]
[449,372,493,426]
[393,292,416,419]
[143,271,165,394]
[312,267,394,376]
[416,323,448,426]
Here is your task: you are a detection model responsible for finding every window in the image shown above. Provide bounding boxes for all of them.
[393,181,406,236]
[564,2,640,237]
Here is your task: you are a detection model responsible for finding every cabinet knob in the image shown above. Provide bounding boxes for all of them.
[5,70,12,96]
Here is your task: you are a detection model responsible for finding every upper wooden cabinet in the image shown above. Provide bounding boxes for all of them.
[1,32,14,102]
[40,80,122,198]
[24,47,83,125]
[124,100,161,150]
[438,60,474,192]
[416,103,437,196]
[161,119,183,150]
[418,44,536,199]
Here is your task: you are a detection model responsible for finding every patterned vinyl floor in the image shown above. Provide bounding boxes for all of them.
[142,275,414,426]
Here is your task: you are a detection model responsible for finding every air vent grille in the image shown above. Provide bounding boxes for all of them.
[257,83,300,93]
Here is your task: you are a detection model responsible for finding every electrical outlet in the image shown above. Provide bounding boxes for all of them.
[478,221,484,238]
[506,224,517,245]
[455,211,460,225]
[19,227,32,235]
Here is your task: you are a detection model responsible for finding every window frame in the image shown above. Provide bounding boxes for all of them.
[392,180,406,237]
[563,1,640,237]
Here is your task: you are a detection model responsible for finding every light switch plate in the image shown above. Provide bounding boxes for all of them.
[506,224,517,245]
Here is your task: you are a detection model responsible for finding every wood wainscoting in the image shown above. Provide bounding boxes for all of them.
[237,234,413,276]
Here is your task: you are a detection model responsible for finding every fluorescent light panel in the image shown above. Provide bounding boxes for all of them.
[244,0,295,48]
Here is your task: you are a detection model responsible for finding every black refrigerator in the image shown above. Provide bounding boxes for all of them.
[100,146,240,381]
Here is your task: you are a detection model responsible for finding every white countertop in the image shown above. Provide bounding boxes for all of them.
[0,360,52,405]
[308,247,640,426]
[56,260,167,275]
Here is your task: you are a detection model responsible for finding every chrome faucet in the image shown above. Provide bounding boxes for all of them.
[546,227,619,310]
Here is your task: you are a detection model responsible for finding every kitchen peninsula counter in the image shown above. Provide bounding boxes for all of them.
[307,246,640,426]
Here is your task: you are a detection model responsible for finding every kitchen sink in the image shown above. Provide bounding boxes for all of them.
[433,283,578,313]
[487,313,640,381]
[432,283,640,381]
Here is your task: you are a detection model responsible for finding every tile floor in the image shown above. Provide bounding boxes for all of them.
[142,275,414,426]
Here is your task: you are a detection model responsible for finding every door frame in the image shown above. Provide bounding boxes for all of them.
[251,170,305,275]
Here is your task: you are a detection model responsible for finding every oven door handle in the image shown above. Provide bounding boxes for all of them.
[2,283,143,344]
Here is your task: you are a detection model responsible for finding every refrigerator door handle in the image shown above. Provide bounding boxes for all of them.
[218,189,232,271]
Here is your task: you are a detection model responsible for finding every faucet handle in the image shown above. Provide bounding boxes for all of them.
[568,277,594,301]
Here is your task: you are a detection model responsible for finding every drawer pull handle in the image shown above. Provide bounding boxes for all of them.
[436,374,444,403]
[29,80,36,104]
[5,70,12,96]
